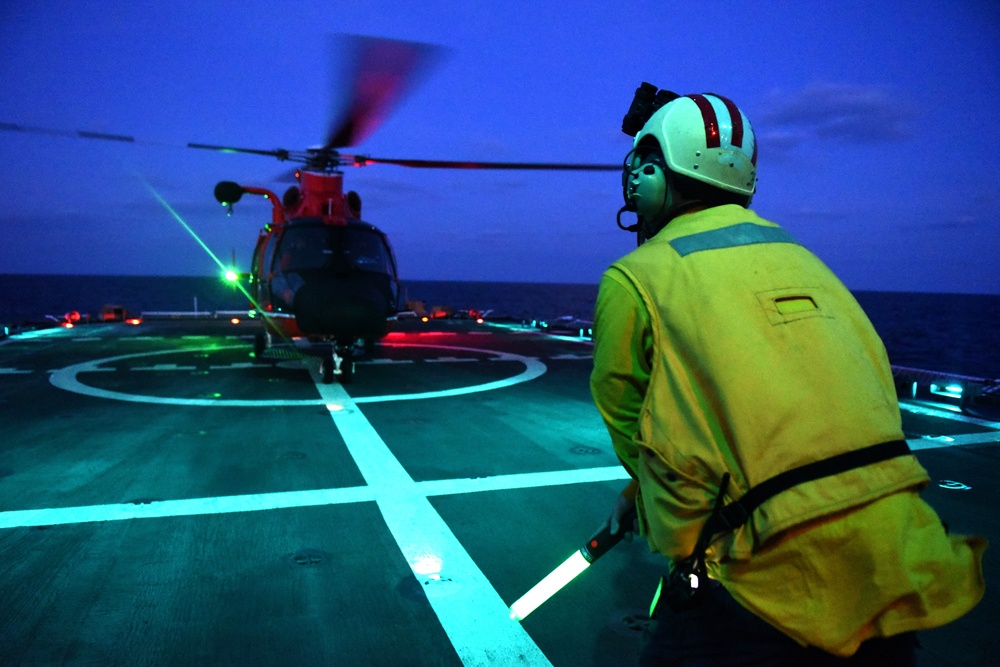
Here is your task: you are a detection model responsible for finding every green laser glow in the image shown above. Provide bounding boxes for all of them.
[224,269,239,282]
[137,175,259,311]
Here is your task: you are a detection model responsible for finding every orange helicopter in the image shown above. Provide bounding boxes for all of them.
[1,36,619,383]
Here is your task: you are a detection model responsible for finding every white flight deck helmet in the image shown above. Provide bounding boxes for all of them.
[628,93,757,219]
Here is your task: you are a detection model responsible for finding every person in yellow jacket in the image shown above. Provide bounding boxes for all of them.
[591,84,985,666]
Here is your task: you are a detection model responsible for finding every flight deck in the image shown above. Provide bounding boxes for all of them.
[1,318,996,666]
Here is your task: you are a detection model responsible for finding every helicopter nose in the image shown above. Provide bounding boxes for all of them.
[293,274,389,339]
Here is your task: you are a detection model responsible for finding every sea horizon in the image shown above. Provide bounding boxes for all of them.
[3,273,998,380]
[2,272,997,297]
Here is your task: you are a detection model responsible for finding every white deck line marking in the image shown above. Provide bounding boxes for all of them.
[900,400,1000,430]
[48,344,546,407]
[908,431,1000,450]
[0,486,375,529]
[8,328,65,340]
[357,358,415,365]
[5,434,997,531]
[417,466,629,496]
[358,344,545,404]
[0,466,627,530]
[313,374,550,666]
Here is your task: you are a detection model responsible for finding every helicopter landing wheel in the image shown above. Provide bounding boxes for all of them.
[339,357,354,384]
[334,345,354,384]
[321,349,335,384]
[253,331,271,361]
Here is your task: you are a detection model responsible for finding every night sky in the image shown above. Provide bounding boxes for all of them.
[1,1,998,294]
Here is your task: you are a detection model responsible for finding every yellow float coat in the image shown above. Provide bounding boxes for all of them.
[591,205,985,656]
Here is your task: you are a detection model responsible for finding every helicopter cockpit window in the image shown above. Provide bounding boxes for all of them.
[261,233,280,278]
[268,223,394,278]
[275,226,329,272]
[344,228,393,275]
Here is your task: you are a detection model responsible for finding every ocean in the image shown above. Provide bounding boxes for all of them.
[1,274,998,380]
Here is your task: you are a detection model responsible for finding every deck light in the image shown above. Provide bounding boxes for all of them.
[930,383,963,399]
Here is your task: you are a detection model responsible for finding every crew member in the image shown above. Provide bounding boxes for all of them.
[591,85,986,665]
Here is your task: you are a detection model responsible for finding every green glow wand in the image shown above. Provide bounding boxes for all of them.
[509,509,635,622]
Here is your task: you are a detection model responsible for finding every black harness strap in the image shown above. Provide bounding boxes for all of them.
[654,439,912,616]
[705,439,912,536]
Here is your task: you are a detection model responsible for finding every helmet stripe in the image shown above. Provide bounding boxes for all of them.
[686,94,721,149]
[716,95,744,149]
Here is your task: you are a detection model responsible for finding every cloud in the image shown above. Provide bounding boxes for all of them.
[757,83,918,150]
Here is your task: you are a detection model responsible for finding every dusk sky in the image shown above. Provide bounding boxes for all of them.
[1,1,998,294]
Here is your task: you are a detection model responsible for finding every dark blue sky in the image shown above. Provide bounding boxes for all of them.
[1,1,998,293]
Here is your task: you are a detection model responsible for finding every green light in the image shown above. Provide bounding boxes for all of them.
[224,269,239,282]
[136,173,260,314]
[509,550,590,621]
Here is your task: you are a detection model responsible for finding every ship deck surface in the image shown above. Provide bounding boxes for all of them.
[1,318,996,666]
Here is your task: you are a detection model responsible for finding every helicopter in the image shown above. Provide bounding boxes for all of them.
[1,35,620,383]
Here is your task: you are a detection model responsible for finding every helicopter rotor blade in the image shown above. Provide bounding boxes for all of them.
[348,155,620,171]
[0,121,149,145]
[325,35,443,149]
[187,142,294,161]
[0,122,312,167]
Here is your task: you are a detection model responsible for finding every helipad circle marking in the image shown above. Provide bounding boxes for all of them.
[49,344,546,407]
